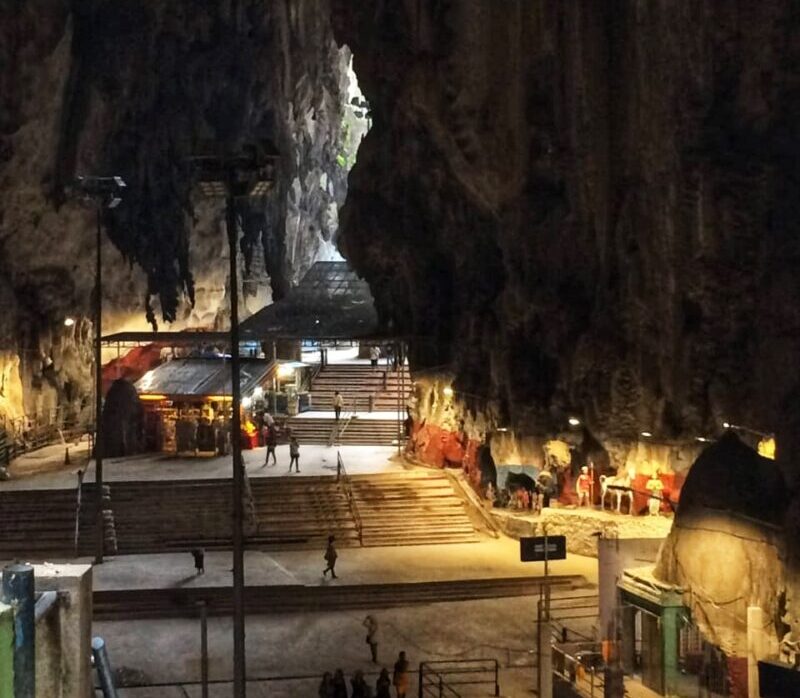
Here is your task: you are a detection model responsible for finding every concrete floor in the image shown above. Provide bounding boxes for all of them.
[88,538,597,592]
[1,443,404,489]
[96,595,571,697]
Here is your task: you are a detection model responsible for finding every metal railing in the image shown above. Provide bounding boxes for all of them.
[552,643,604,698]
[418,659,500,698]
[336,451,363,545]
[0,408,90,462]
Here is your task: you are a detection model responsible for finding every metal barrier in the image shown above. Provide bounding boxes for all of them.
[552,642,604,698]
[418,658,500,698]
[337,451,363,545]
[0,409,90,462]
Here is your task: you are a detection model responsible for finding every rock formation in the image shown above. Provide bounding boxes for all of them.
[0,0,354,422]
[333,0,800,463]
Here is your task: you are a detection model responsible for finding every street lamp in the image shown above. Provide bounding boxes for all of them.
[71,175,126,565]
[189,140,278,698]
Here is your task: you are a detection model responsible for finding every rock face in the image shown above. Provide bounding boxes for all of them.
[333,0,800,663]
[0,1,352,422]
[332,1,800,461]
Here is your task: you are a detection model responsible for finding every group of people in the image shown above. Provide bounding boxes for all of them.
[258,412,301,473]
[318,648,410,698]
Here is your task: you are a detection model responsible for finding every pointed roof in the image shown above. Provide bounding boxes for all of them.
[240,261,384,340]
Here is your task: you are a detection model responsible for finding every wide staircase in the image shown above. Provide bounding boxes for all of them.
[0,488,81,559]
[284,416,400,446]
[107,477,359,553]
[0,468,481,557]
[309,362,412,412]
[350,471,481,546]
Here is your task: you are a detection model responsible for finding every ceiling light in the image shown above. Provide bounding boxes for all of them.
[641,431,652,438]
[63,317,75,327]
[443,386,454,398]
[723,421,731,429]
[496,427,509,433]
[277,363,295,379]
[568,417,581,427]
[242,396,252,409]
[696,436,709,443]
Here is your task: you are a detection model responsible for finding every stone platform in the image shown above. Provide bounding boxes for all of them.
[489,505,673,557]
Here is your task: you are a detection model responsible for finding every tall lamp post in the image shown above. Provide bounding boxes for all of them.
[189,141,278,697]
[72,175,126,565]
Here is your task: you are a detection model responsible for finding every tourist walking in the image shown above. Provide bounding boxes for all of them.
[375,668,391,698]
[323,534,339,579]
[262,424,277,467]
[334,390,344,421]
[288,435,300,473]
[191,547,205,575]
[369,345,380,370]
[363,614,380,662]
[332,668,348,698]
[393,651,410,698]
[351,670,371,698]
[319,672,335,698]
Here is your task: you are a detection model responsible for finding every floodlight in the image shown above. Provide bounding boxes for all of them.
[568,417,581,426]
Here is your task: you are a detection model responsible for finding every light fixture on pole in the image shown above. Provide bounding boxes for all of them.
[70,175,126,565]
[189,140,278,698]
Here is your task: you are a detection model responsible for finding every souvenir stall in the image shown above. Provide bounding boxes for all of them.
[135,356,275,455]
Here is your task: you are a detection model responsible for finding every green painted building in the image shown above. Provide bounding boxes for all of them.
[618,567,686,696]
[0,601,13,698]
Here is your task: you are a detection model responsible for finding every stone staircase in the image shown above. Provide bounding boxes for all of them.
[0,470,481,558]
[106,477,360,553]
[285,416,400,446]
[350,471,481,546]
[310,363,411,412]
[0,488,80,559]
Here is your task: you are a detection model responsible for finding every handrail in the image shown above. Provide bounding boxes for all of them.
[336,450,363,545]
[418,658,499,698]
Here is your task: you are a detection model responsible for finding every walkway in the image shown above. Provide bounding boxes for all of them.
[0,443,403,490]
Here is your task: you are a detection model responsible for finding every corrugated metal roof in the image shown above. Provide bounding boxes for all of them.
[239,261,382,340]
[135,358,273,397]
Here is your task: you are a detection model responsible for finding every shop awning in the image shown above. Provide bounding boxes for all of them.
[239,261,384,341]
[135,357,274,399]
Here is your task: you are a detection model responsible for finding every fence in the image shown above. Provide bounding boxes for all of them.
[418,659,500,698]
[0,408,90,463]
[552,642,604,698]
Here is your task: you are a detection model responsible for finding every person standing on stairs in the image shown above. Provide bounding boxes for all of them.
[289,435,300,473]
[334,390,344,421]
[323,534,339,579]
[369,345,380,370]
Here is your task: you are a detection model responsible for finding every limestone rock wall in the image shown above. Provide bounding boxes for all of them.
[332,1,800,462]
[0,0,351,423]
[333,0,800,660]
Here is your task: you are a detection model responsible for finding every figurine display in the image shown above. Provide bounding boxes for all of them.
[600,468,635,514]
[576,466,591,507]
[646,471,664,516]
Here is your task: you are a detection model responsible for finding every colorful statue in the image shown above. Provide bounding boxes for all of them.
[646,471,664,516]
[600,467,634,514]
[576,466,591,507]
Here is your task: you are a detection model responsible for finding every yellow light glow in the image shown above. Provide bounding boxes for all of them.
[758,436,776,460]
[63,317,75,327]
[443,386,454,398]
[641,431,652,438]
[277,363,295,379]
[568,417,581,427]
[139,394,167,401]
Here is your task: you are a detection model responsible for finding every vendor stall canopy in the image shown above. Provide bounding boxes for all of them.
[239,261,381,340]
[135,357,273,399]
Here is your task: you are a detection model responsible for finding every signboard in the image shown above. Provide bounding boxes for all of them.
[520,535,566,562]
